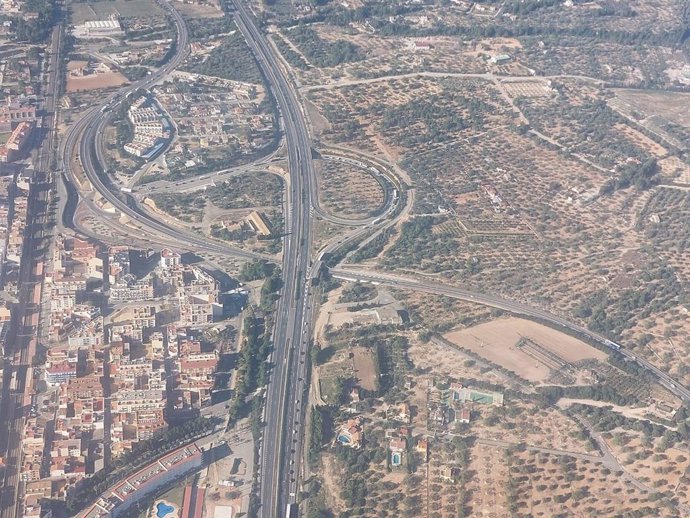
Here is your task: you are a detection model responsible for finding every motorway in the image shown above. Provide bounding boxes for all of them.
[330,267,690,402]
[227,2,316,516]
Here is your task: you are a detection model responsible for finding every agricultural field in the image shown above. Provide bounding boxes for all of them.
[305,72,688,365]
[513,79,669,170]
[278,0,690,514]
[306,76,516,163]
[315,158,385,219]
[506,449,678,517]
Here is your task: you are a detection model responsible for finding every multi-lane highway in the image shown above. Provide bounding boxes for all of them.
[330,267,690,402]
[227,2,317,516]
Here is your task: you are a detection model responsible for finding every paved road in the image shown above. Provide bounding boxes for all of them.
[227,3,316,516]
[330,267,690,403]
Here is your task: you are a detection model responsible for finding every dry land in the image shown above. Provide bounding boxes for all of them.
[443,317,607,383]
[66,71,128,92]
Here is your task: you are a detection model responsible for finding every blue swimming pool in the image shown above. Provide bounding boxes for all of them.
[391,452,402,466]
[156,502,175,518]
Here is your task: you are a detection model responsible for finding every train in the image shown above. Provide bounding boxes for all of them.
[604,339,620,351]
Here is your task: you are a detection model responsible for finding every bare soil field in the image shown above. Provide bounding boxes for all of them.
[69,0,165,23]
[66,72,128,92]
[613,123,668,158]
[408,335,520,390]
[173,1,223,18]
[351,346,378,392]
[659,156,690,184]
[500,79,553,98]
[443,317,607,383]
[614,89,690,127]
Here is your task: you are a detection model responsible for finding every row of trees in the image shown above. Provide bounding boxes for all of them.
[228,315,271,421]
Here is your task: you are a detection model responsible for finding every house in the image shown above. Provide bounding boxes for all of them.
[489,54,512,65]
[441,466,461,483]
[457,406,471,424]
[387,402,411,424]
[336,417,363,449]
[415,437,428,456]
[389,437,406,453]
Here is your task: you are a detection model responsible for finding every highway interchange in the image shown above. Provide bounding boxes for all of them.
[21,1,690,518]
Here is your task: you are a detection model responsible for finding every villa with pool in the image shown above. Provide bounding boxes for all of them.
[335,416,363,449]
[389,437,407,469]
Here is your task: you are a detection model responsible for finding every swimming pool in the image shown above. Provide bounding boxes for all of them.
[337,434,351,444]
[156,502,175,518]
[391,452,402,466]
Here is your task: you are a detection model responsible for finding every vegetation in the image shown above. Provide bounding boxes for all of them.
[600,158,661,195]
[184,19,263,83]
[228,315,271,421]
[239,259,277,282]
[14,0,56,42]
[574,265,684,340]
[272,33,311,70]
[285,24,362,68]
[185,15,234,40]
[206,172,283,210]
[338,283,377,304]
[351,226,396,263]
[149,192,205,223]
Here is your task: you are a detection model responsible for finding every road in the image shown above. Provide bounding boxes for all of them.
[330,267,690,402]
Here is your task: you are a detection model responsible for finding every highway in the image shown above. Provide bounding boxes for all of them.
[330,267,690,402]
[227,2,314,516]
